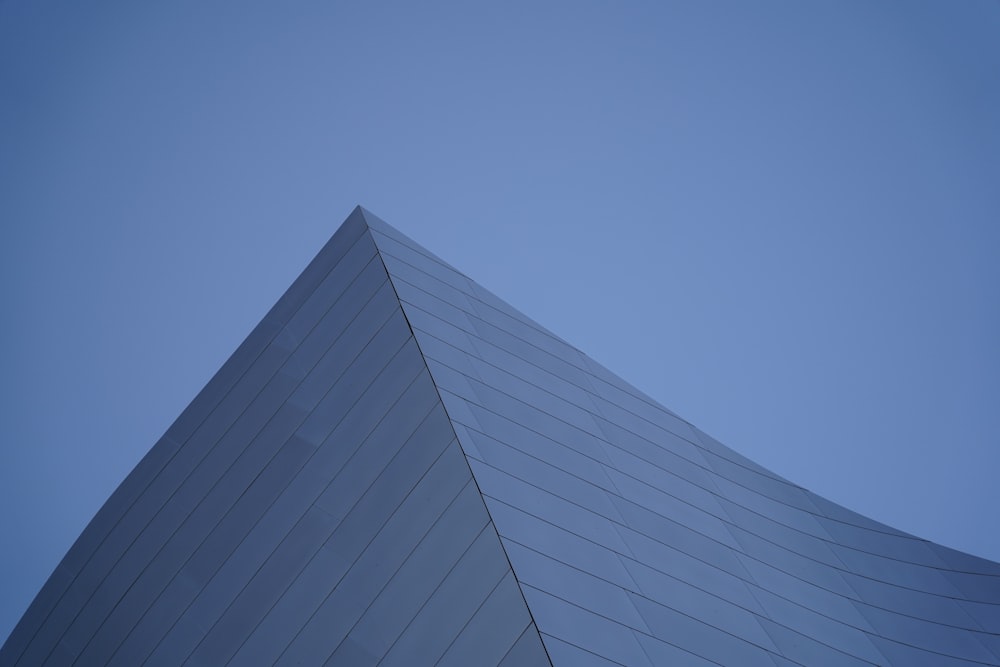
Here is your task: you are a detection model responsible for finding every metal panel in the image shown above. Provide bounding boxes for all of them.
[8,208,1000,667]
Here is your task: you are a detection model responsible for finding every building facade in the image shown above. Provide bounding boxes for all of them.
[3,207,999,666]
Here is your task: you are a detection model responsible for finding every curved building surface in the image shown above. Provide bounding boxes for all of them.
[3,207,999,666]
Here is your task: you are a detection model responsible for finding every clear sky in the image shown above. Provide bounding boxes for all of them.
[1,0,998,646]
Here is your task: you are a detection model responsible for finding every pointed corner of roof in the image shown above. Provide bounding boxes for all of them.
[333,205,370,240]
[344,203,366,223]
[354,205,396,236]
[337,205,400,249]
[353,207,433,266]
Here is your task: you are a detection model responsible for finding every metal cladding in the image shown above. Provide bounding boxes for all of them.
[4,207,999,666]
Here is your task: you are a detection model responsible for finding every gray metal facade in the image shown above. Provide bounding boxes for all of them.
[3,207,999,666]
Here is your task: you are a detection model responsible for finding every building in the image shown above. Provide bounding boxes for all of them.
[3,207,999,666]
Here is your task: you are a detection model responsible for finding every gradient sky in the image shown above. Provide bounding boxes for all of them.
[1,0,998,645]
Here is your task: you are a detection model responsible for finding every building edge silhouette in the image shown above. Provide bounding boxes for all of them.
[3,207,999,666]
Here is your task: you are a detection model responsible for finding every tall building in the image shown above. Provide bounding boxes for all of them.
[3,207,999,666]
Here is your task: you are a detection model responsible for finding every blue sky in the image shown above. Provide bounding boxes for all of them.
[1,0,998,644]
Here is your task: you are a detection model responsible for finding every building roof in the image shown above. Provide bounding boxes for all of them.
[4,207,999,666]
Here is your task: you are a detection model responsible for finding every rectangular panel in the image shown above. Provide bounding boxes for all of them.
[715,497,843,567]
[436,390,486,433]
[412,328,482,378]
[465,338,600,411]
[726,525,860,599]
[464,430,623,524]
[818,514,949,568]
[469,280,557,336]
[392,278,477,332]
[600,444,725,520]
[941,568,1000,605]
[521,586,652,667]
[755,617,877,667]
[594,414,715,491]
[421,359,481,401]
[842,569,982,629]
[604,468,739,548]
[589,395,703,462]
[830,544,964,598]
[436,572,531,667]
[280,257,389,380]
[155,506,340,667]
[283,231,378,342]
[483,499,636,591]
[79,426,316,665]
[287,280,402,412]
[712,474,833,540]
[464,378,611,462]
[105,562,206,667]
[465,406,619,493]
[749,586,885,664]
[369,229,475,295]
[146,353,447,665]
[502,540,648,632]
[580,355,690,428]
[464,360,604,437]
[471,460,630,554]
[331,487,490,660]
[466,314,595,389]
[736,554,876,633]
[379,528,514,667]
[849,598,997,663]
[313,389,448,524]
[378,250,478,311]
[293,317,416,446]
[691,428,794,485]
[700,449,817,513]
[615,527,764,614]
[274,447,473,665]
[459,290,588,372]
[628,593,775,667]
[612,496,751,582]
[621,558,775,649]
[805,491,909,537]
[931,543,1000,577]
[958,599,1000,634]
[405,306,479,353]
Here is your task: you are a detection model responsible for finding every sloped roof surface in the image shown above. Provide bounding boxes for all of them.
[364,208,1000,667]
[3,207,999,666]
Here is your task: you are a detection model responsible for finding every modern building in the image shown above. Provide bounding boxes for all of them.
[3,207,999,666]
